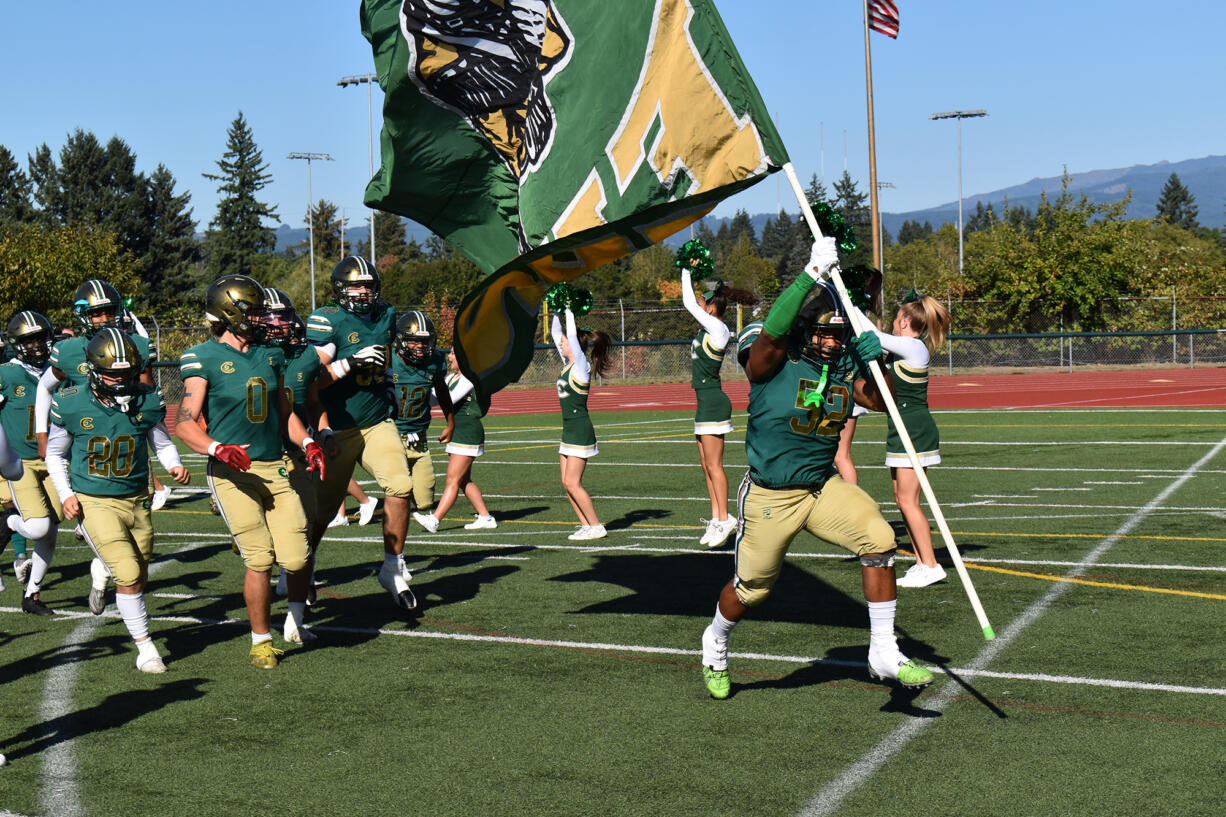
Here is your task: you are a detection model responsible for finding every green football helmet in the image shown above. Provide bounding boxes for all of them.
[261,288,305,349]
[394,310,437,365]
[331,256,380,315]
[72,280,124,336]
[205,275,266,340]
[86,327,143,404]
[792,282,849,365]
[5,311,55,368]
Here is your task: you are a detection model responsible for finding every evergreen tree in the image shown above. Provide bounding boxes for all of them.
[804,172,829,206]
[724,208,757,250]
[138,165,199,307]
[372,209,409,261]
[693,219,717,250]
[896,220,931,245]
[0,145,34,229]
[297,199,346,264]
[832,170,872,267]
[1155,172,1199,231]
[203,111,279,277]
[758,210,794,263]
[964,201,998,234]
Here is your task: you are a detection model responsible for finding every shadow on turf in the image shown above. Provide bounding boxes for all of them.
[0,676,208,761]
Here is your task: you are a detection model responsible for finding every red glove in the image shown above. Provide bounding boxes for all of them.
[213,443,251,472]
[304,441,325,481]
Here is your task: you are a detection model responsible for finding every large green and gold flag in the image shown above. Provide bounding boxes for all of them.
[361,0,788,395]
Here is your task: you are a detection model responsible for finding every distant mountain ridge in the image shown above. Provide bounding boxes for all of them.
[275,155,1226,253]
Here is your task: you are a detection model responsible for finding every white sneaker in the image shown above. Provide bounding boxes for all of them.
[895,563,947,588]
[283,617,317,644]
[570,524,606,541]
[701,624,728,671]
[706,516,737,549]
[136,643,167,674]
[413,511,439,533]
[377,562,418,610]
[464,514,497,530]
[327,512,349,529]
[89,558,110,615]
[357,497,379,526]
[697,519,718,547]
[150,486,173,511]
[567,525,591,541]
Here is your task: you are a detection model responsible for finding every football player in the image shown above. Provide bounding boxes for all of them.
[0,330,28,590]
[177,275,325,669]
[698,238,935,700]
[45,329,190,672]
[0,312,63,615]
[33,280,160,611]
[390,311,455,527]
[306,256,417,610]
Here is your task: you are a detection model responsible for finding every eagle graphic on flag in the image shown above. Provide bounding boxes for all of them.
[361,0,788,396]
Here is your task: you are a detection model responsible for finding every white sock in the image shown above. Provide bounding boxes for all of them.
[867,599,898,652]
[383,553,399,571]
[136,638,160,660]
[25,538,55,595]
[252,631,273,646]
[116,591,150,641]
[287,601,306,631]
[711,604,737,641]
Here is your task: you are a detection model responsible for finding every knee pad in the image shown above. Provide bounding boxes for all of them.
[111,559,145,588]
[380,474,414,499]
[278,552,309,573]
[860,551,896,569]
[733,576,775,608]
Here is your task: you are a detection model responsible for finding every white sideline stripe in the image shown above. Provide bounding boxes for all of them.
[797,431,1226,817]
[7,609,1223,699]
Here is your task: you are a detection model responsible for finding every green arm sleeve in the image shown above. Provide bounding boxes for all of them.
[762,273,817,339]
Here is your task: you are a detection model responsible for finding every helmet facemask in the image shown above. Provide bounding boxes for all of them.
[793,284,850,366]
[87,328,143,411]
[5,311,55,369]
[331,256,381,315]
[394,311,437,366]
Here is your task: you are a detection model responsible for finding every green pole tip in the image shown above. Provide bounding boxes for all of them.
[982,625,996,640]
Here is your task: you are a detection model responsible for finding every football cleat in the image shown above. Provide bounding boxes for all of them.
[22,594,55,617]
[150,486,173,511]
[88,586,107,616]
[13,553,31,584]
[136,643,167,674]
[412,511,440,533]
[867,647,934,689]
[895,563,947,588]
[249,641,285,669]
[464,514,497,530]
[357,497,379,526]
[283,617,318,645]
[702,665,731,700]
[701,624,728,670]
[378,562,418,611]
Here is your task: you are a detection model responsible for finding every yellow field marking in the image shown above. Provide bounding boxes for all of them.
[964,562,1226,601]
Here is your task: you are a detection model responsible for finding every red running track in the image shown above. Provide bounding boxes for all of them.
[488,367,1226,415]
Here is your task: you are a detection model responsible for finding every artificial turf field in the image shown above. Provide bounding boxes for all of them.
[2,404,1226,817]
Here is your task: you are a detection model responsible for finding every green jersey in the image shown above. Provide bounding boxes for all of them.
[179,340,287,462]
[0,361,42,459]
[305,301,396,430]
[745,353,859,489]
[51,333,155,387]
[283,344,322,415]
[391,350,446,436]
[50,384,165,497]
[690,327,727,389]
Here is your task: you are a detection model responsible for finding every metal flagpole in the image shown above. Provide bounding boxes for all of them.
[863,0,883,272]
[783,161,995,641]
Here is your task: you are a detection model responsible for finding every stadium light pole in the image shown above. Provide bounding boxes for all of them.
[338,73,378,265]
[930,109,987,275]
[287,152,335,311]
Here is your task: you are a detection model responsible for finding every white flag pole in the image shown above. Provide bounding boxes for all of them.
[782,162,995,641]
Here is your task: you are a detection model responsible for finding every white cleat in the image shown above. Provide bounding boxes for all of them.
[283,617,318,644]
[895,563,947,588]
[150,486,173,511]
[357,497,379,526]
[412,511,439,533]
[378,562,418,610]
[13,554,31,585]
[464,514,497,530]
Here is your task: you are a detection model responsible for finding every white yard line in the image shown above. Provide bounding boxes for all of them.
[796,432,1226,817]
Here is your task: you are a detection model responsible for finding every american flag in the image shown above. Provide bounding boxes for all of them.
[868,0,900,38]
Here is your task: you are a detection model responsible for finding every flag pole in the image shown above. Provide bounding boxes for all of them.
[782,161,995,641]
[863,0,883,273]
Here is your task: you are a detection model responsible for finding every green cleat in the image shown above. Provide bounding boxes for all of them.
[868,652,934,689]
[249,641,285,670]
[703,666,731,699]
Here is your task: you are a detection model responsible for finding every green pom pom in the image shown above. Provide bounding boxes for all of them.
[544,282,571,311]
[569,287,594,317]
[811,201,857,253]
[675,239,713,277]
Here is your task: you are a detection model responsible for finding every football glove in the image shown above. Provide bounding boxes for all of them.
[849,331,883,363]
[351,345,387,368]
[304,441,325,481]
[212,443,252,472]
[806,237,840,282]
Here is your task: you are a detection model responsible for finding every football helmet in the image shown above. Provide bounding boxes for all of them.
[261,288,306,349]
[5,311,55,368]
[205,275,266,341]
[394,310,437,365]
[331,256,380,315]
[86,327,143,405]
[792,282,849,365]
[72,280,124,335]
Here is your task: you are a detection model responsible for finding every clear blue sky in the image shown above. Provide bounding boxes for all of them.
[3,1,1222,232]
